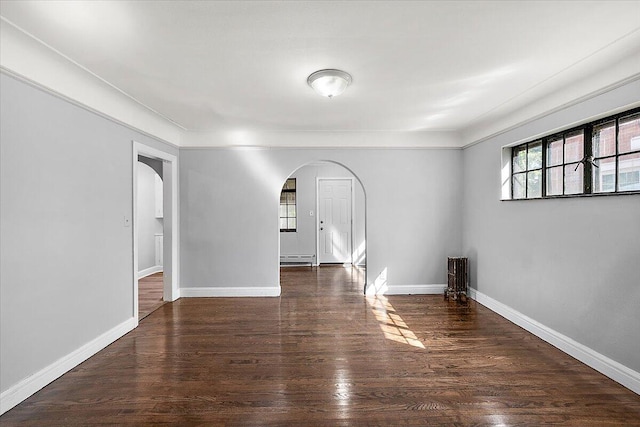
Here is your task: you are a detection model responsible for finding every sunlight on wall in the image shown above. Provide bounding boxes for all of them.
[351,240,366,266]
[365,267,388,295]
[236,147,283,196]
[366,295,425,349]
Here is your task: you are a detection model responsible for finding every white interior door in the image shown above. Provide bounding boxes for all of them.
[318,179,352,264]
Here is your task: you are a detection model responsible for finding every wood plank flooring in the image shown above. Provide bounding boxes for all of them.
[138,272,166,320]
[2,266,639,425]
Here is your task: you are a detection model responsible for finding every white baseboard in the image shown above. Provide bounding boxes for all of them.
[386,284,447,295]
[0,317,136,415]
[180,286,281,297]
[137,265,162,279]
[469,288,640,395]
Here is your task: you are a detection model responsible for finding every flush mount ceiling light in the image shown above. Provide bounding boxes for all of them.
[307,69,352,98]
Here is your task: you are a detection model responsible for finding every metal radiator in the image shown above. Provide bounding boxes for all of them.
[445,257,469,303]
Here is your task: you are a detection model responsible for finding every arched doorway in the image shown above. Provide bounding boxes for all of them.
[278,160,367,292]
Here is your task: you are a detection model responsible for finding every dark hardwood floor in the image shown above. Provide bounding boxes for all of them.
[2,266,639,425]
[138,272,166,320]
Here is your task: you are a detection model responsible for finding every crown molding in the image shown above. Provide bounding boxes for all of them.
[0,17,184,145]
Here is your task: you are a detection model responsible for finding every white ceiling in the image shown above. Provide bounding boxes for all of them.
[1,1,639,145]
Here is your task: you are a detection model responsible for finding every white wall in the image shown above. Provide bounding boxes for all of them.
[462,79,640,374]
[136,162,162,272]
[280,162,366,266]
[0,73,178,404]
[179,147,463,293]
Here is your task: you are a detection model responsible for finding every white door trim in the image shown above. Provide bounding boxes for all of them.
[316,177,355,265]
[132,141,179,326]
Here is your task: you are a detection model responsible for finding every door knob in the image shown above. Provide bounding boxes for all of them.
[320,227,323,231]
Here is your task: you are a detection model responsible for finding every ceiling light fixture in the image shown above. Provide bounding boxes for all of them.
[307,69,352,98]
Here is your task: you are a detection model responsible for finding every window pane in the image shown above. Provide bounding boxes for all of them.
[512,173,526,199]
[280,218,288,229]
[618,153,640,191]
[593,157,616,193]
[564,131,584,163]
[546,166,563,196]
[593,121,616,158]
[279,205,287,217]
[288,218,297,230]
[564,163,583,195]
[286,192,296,204]
[280,193,287,204]
[527,170,542,198]
[283,178,296,190]
[513,145,526,173]
[547,137,563,167]
[287,205,296,217]
[619,113,640,154]
[528,141,542,170]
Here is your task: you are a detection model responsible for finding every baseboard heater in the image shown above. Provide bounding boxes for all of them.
[280,254,315,267]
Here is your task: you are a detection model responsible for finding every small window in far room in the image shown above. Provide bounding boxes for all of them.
[279,178,297,232]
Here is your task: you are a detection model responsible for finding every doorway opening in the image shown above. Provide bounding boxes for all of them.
[136,158,165,319]
[278,161,366,292]
[132,141,179,326]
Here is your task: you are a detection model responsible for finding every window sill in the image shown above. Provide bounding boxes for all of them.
[501,190,640,201]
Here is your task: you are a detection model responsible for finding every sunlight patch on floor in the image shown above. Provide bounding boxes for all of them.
[367,295,425,349]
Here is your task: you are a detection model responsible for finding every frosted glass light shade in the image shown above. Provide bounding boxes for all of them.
[307,69,352,98]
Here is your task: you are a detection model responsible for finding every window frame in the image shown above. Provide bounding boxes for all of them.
[507,107,640,200]
[511,140,543,199]
[279,178,297,232]
[592,111,640,193]
[544,127,586,197]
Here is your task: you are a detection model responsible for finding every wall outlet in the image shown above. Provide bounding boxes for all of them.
[309,210,314,217]
[124,215,131,227]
